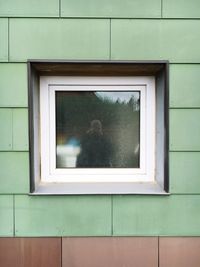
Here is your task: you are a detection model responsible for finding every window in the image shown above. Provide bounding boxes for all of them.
[29,61,169,194]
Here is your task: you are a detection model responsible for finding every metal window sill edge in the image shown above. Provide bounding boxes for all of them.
[29,182,170,195]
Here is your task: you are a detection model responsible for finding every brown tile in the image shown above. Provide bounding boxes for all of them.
[0,237,61,267]
[62,237,158,267]
[160,237,200,267]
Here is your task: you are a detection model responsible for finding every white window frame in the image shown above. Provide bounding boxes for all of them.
[38,76,159,194]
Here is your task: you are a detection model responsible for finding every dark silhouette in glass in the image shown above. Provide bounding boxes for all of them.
[76,120,112,167]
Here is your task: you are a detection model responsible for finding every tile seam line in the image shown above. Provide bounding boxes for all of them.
[1,151,200,154]
[61,237,62,267]
[1,16,200,19]
[0,107,28,109]
[170,107,200,109]
[0,193,29,195]
[7,18,10,62]
[11,108,13,150]
[0,195,200,197]
[1,107,200,110]
[2,62,200,64]
[170,150,200,152]
[13,195,15,236]
[158,236,160,267]
[109,18,111,60]
[100,233,200,238]
[0,150,29,152]
[170,195,200,197]
[111,195,113,236]
[59,0,61,17]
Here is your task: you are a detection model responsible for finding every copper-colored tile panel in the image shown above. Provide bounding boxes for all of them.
[0,237,61,267]
[62,237,158,267]
[160,237,200,267]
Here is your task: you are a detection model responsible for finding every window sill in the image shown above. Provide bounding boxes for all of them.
[30,182,170,195]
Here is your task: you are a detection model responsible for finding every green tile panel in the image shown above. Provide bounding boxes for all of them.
[61,0,161,18]
[170,109,200,151]
[170,64,200,108]
[0,195,13,236]
[163,0,200,18]
[0,108,28,151]
[15,195,111,236]
[113,195,200,236]
[0,0,59,17]
[0,152,29,194]
[111,20,200,63]
[170,152,200,194]
[10,19,110,62]
[13,109,29,151]
[0,109,12,150]
[0,64,27,107]
[0,19,8,61]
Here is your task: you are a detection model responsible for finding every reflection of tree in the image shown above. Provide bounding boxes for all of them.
[56,91,140,168]
[128,96,140,111]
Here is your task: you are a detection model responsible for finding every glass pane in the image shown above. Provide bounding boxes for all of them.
[56,91,140,168]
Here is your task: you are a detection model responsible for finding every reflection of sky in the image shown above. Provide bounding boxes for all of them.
[95,91,140,103]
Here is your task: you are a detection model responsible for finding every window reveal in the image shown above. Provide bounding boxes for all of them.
[28,60,169,195]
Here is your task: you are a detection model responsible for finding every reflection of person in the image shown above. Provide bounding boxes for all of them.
[76,120,112,167]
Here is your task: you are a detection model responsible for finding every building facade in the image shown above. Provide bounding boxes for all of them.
[0,0,200,266]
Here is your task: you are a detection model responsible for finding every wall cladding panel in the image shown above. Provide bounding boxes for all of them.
[62,237,158,267]
[0,109,28,151]
[0,196,13,236]
[0,19,8,62]
[10,19,110,62]
[61,0,161,18]
[113,195,200,236]
[0,109,12,150]
[0,0,200,245]
[0,238,61,267]
[170,152,200,194]
[0,64,27,107]
[170,109,200,151]
[15,195,112,236]
[0,0,59,17]
[0,152,29,194]
[163,0,200,18]
[170,64,200,108]
[160,237,200,267]
[1,236,200,267]
[111,20,200,63]
[13,108,29,151]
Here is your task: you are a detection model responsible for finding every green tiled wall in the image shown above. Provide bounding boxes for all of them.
[0,19,8,61]
[163,0,200,18]
[0,152,29,194]
[113,195,200,236]
[170,152,200,194]
[0,0,59,17]
[0,109,12,150]
[170,110,200,151]
[15,196,112,236]
[170,65,200,108]
[0,0,200,237]
[0,196,13,236]
[0,108,28,151]
[111,20,200,63]
[0,64,27,107]
[10,19,110,61]
[12,109,29,151]
[61,0,161,18]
